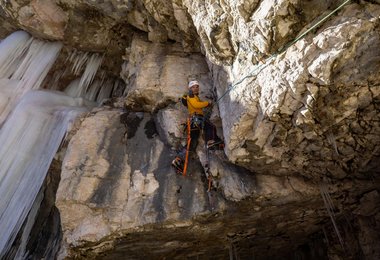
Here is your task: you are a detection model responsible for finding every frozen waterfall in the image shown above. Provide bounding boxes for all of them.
[0,31,62,125]
[0,31,107,257]
[0,91,88,257]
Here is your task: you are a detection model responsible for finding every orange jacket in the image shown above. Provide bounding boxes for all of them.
[187,95,209,116]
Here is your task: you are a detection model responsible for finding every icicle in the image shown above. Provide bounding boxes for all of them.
[98,70,107,85]
[85,80,102,101]
[48,69,66,90]
[14,190,44,259]
[0,33,62,125]
[112,79,126,97]
[10,38,63,89]
[0,90,88,257]
[64,77,116,104]
[319,183,344,249]
[233,243,239,260]
[78,53,103,91]
[68,50,90,76]
[0,79,20,120]
[0,31,32,78]
[96,78,114,103]
[63,78,82,97]
[322,226,329,245]
[63,51,104,100]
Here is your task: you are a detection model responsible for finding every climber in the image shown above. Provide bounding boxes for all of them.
[171,80,223,175]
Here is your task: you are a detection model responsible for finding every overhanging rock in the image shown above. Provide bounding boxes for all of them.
[216,4,380,179]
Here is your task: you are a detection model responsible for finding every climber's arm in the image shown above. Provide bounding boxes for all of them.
[187,97,209,109]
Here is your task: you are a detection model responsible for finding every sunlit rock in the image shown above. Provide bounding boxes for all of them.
[216,3,380,179]
[121,35,212,112]
[0,0,379,259]
[55,109,353,259]
[18,0,68,40]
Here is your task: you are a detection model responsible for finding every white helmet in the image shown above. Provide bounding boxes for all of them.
[188,80,199,89]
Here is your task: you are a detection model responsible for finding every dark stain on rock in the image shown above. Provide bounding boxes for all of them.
[120,111,143,139]
[178,159,208,219]
[91,178,118,206]
[152,147,172,222]
[97,128,110,154]
[151,143,207,222]
[144,118,157,139]
[90,118,126,206]
[124,114,154,176]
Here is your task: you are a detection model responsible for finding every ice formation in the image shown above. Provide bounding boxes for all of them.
[0,31,93,257]
[0,91,88,256]
[0,31,62,124]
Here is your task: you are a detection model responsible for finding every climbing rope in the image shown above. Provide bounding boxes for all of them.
[215,0,352,104]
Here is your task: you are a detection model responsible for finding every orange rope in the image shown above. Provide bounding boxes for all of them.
[182,117,191,176]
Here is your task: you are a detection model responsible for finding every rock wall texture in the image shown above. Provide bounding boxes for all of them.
[120,35,211,112]
[1,0,379,259]
[216,3,380,180]
[55,108,379,259]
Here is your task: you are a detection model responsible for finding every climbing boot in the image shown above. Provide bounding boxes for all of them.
[171,156,184,174]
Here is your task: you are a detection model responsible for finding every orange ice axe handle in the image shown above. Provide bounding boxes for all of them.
[183,117,191,176]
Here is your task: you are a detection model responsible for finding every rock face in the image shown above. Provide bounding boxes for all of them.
[1,0,379,259]
[121,35,212,112]
[215,3,380,180]
[57,108,379,259]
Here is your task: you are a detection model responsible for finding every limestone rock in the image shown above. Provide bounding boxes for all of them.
[56,109,211,257]
[352,190,380,260]
[181,0,337,65]
[0,0,201,56]
[0,17,18,39]
[354,190,380,217]
[0,0,68,40]
[18,0,68,40]
[216,3,380,179]
[0,0,378,258]
[121,35,212,112]
[155,105,187,147]
[357,214,380,260]
[56,108,345,259]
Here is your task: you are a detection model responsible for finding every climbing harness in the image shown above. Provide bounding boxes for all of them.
[190,114,204,129]
[215,0,352,105]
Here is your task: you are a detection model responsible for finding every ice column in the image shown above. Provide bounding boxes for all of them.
[0,91,88,257]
